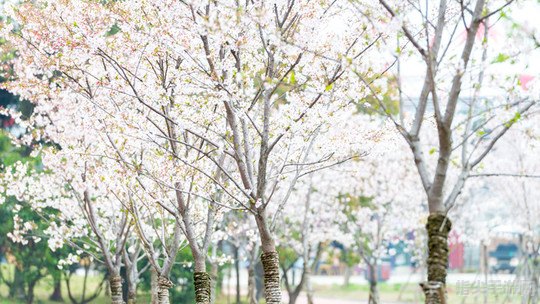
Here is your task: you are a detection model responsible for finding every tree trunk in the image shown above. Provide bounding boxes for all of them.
[234,245,241,304]
[288,291,299,304]
[127,291,136,304]
[110,275,125,304]
[481,242,488,304]
[25,280,37,304]
[255,212,282,304]
[193,254,211,304]
[343,265,352,287]
[49,277,63,302]
[421,213,452,304]
[194,272,212,304]
[157,276,173,304]
[210,261,219,304]
[248,261,258,304]
[367,263,379,304]
[305,265,314,304]
[261,251,281,304]
[125,263,138,304]
[9,268,25,299]
[150,268,159,304]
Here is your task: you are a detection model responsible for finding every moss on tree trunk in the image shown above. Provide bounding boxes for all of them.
[157,276,173,304]
[194,272,212,304]
[422,213,452,304]
[261,251,281,304]
[110,275,125,304]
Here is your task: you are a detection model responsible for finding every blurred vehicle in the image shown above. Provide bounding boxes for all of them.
[489,243,519,273]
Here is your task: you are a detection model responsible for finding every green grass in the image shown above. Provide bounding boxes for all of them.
[313,282,525,304]
[0,272,123,304]
[0,273,526,304]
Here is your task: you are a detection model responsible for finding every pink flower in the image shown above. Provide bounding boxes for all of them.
[519,74,534,90]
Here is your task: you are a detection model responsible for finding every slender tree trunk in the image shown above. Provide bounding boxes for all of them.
[125,260,138,304]
[529,255,539,303]
[110,275,125,304]
[305,263,314,304]
[194,255,212,304]
[126,274,137,304]
[421,213,452,304]
[288,291,299,304]
[9,268,25,299]
[49,276,63,302]
[343,265,352,287]
[306,284,314,304]
[25,280,37,304]
[367,263,379,304]
[248,259,258,304]
[286,262,310,304]
[247,244,260,304]
[127,290,136,304]
[125,271,137,304]
[210,260,219,304]
[234,245,241,304]
[150,268,159,304]
[255,212,282,304]
[157,276,173,304]
[481,242,488,304]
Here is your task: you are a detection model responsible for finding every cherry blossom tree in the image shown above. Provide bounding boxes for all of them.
[275,174,337,304]
[459,119,540,303]
[2,157,132,304]
[348,1,540,302]
[1,0,386,302]
[336,133,425,304]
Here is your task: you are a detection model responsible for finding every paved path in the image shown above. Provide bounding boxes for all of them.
[283,294,406,304]
[223,268,516,289]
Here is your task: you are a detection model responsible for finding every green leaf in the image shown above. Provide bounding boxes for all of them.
[492,53,510,63]
[105,23,121,37]
[325,83,334,91]
[504,111,522,128]
[429,148,436,155]
[476,130,486,136]
[289,70,296,84]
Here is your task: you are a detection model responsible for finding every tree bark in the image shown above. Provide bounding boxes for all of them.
[192,252,211,304]
[110,275,125,304]
[255,212,282,304]
[125,261,138,304]
[157,276,173,304]
[343,265,352,287]
[210,260,219,304]
[194,272,212,304]
[49,277,63,302]
[304,262,315,304]
[247,260,258,304]
[234,245,241,304]
[127,291,136,304]
[9,268,25,299]
[150,268,159,304]
[421,213,452,304]
[261,251,281,304]
[25,280,37,304]
[367,263,379,304]
[306,277,314,304]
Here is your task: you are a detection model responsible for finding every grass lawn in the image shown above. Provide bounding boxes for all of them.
[0,272,526,304]
[313,282,525,304]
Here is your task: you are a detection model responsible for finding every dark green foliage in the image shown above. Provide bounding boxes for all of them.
[138,248,194,303]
